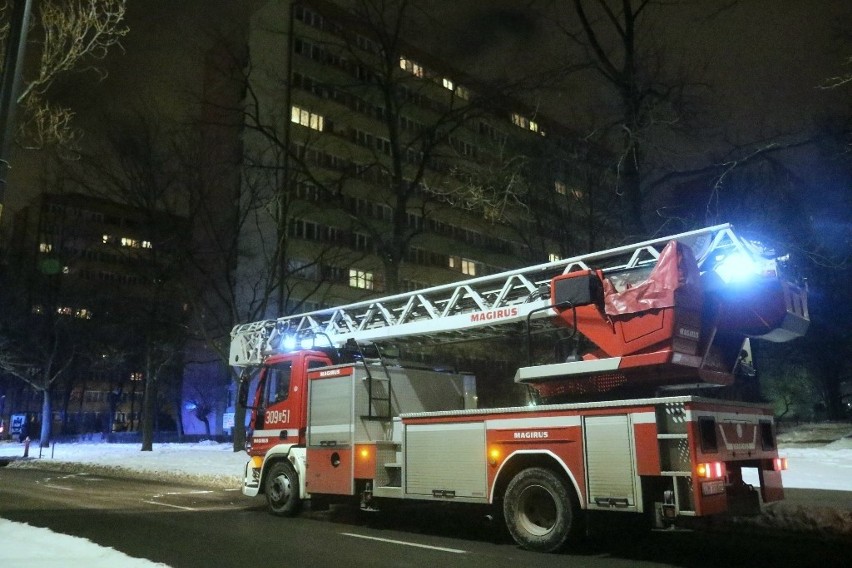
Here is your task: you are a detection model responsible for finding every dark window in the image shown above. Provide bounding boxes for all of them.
[760,420,776,450]
[698,416,718,453]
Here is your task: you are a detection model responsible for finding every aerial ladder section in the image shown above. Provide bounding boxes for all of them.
[229,223,809,374]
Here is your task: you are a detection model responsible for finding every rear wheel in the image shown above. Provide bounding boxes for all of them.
[503,467,581,552]
[264,460,302,516]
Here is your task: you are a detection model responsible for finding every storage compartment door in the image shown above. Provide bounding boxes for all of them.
[307,375,354,496]
[404,422,487,501]
[584,415,638,510]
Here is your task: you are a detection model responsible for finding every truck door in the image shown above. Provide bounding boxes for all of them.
[252,353,329,445]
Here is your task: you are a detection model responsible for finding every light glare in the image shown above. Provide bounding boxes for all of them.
[714,252,757,283]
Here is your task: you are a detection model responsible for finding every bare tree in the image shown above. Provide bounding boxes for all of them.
[179,128,356,449]
[543,0,722,236]
[166,37,368,447]
[61,109,191,451]
[0,0,128,149]
[819,19,852,91]
[0,316,79,447]
[0,181,110,446]
[67,93,355,449]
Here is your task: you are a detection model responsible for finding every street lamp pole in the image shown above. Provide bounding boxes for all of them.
[0,0,34,223]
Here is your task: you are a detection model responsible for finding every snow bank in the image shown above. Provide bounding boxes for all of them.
[0,518,170,567]
[0,441,248,488]
[0,440,245,489]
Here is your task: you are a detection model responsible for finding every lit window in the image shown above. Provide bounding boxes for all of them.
[130,372,143,382]
[349,269,374,290]
[75,308,92,320]
[142,240,153,249]
[291,105,325,131]
[57,306,73,316]
[39,243,52,253]
[455,85,470,100]
[554,181,567,195]
[571,188,584,200]
[31,304,43,315]
[121,237,140,248]
[511,113,545,136]
[549,253,561,262]
[442,78,454,91]
[399,56,424,77]
[449,256,477,276]
[102,234,113,244]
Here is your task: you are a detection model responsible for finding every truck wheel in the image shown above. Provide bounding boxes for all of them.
[503,467,580,552]
[265,461,302,516]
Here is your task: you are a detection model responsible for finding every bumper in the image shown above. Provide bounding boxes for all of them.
[242,458,261,497]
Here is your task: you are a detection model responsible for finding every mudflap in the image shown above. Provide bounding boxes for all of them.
[726,482,762,517]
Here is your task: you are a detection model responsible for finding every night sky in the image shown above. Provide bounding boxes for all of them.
[53,1,852,131]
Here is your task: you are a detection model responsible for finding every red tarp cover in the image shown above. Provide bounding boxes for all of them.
[603,240,701,316]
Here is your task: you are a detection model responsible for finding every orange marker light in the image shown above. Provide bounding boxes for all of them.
[359,447,370,459]
[773,457,788,471]
[696,461,724,479]
[488,447,501,466]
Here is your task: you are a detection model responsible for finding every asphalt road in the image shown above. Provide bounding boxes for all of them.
[1,466,849,568]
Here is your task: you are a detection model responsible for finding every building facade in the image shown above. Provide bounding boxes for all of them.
[0,192,187,439]
[237,0,610,321]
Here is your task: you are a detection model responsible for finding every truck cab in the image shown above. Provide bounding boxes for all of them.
[244,350,333,458]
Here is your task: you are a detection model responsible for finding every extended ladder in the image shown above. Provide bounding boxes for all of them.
[229,224,776,367]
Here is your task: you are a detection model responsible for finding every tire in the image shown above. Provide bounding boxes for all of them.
[264,460,302,516]
[503,467,581,552]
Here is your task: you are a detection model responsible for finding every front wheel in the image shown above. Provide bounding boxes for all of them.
[264,460,302,516]
[503,467,581,552]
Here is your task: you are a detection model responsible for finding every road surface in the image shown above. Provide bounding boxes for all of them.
[0,466,848,568]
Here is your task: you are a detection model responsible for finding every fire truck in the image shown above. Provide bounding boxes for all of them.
[229,223,808,552]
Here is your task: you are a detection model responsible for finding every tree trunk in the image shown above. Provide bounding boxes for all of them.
[619,111,646,238]
[174,391,185,439]
[141,354,156,451]
[382,256,401,295]
[129,381,138,431]
[39,388,52,447]
[105,390,119,437]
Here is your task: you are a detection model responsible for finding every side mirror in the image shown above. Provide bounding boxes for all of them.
[238,370,252,409]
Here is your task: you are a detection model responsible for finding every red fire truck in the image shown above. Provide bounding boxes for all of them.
[229,224,808,552]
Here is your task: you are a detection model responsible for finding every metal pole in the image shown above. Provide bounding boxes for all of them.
[0,0,34,223]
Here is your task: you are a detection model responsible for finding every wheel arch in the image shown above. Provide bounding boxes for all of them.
[258,445,306,498]
[491,450,584,507]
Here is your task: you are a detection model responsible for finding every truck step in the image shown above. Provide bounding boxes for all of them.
[373,486,404,498]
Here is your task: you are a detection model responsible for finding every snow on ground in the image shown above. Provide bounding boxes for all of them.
[1,429,851,567]
[0,519,171,568]
[0,439,246,488]
[0,440,246,568]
